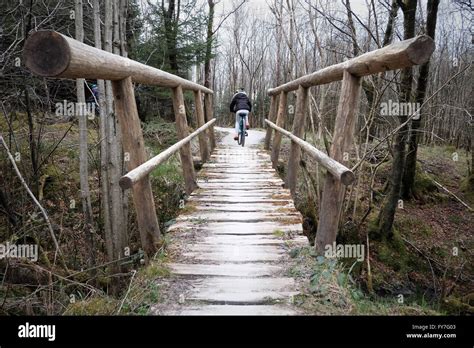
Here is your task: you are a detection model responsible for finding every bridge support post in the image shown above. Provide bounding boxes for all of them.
[112,76,160,259]
[315,70,361,254]
[194,90,210,162]
[264,94,278,150]
[204,93,216,151]
[271,91,288,168]
[287,86,309,196]
[172,85,198,194]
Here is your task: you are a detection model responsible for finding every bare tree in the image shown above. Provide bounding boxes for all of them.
[376,0,417,239]
[402,0,440,199]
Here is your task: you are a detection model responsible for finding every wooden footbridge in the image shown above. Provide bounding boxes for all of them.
[24,31,434,315]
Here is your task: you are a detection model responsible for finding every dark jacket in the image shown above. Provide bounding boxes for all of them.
[230,92,252,112]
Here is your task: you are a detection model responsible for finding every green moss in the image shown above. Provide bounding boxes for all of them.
[429,245,448,258]
[65,297,119,315]
[179,204,198,215]
[148,156,185,229]
[273,229,285,238]
[460,174,474,204]
[413,164,438,197]
[442,294,474,315]
[367,211,381,239]
[377,230,407,272]
[448,215,462,225]
[395,215,433,236]
[289,246,441,315]
[138,262,171,279]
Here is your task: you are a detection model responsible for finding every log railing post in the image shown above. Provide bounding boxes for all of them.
[286,86,309,195]
[315,70,362,254]
[204,93,216,151]
[111,76,160,259]
[271,91,288,168]
[172,85,198,194]
[264,94,278,150]
[194,90,210,163]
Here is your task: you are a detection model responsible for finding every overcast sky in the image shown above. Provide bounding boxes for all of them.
[214,0,372,20]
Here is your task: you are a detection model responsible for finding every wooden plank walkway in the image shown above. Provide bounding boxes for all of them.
[163,138,305,315]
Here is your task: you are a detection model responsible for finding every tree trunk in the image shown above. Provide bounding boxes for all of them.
[204,0,214,90]
[75,0,95,271]
[93,0,107,273]
[203,0,215,151]
[163,0,179,73]
[23,0,39,196]
[402,0,440,199]
[377,0,417,239]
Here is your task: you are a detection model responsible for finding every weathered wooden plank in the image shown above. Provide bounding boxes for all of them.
[194,90,210,162]
[172,85,197,194]
[271,91,288,168]
[286,86,309,195]
[169,263,281,277]
[190,189,290,197]
[204,93,217,150]
[198,234,306,245]
[316,70,362,254]
[264,94,278,150]
[111,77,159,259]
[191,203,295,212]
[187,244,285,255]
[167,221,303,234]
[185,277,297,304]
[176,211,301,223]
[197,176,285,187]
[165,305,297,315]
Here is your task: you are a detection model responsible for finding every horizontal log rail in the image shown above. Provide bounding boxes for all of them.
[267,35,434,95]
[265,119,354,185]
[23,30,212,94]
[23,30,216,261]
[265,35,435,255]
[120,119,216,189]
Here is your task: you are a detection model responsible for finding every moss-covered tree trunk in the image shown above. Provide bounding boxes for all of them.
[377,0,417,239]
[402,0,440,199]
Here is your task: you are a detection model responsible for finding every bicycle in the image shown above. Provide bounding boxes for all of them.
[237,111,248,147]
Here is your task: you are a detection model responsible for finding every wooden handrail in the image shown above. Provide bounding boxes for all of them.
[23,30,213,94]
[265,119,355,185]
[267,35,434,95]
[120,119,216,189]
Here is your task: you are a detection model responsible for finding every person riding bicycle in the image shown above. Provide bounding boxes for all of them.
[229,88,252,141]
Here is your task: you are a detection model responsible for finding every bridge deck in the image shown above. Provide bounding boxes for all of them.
[163,142,305,315]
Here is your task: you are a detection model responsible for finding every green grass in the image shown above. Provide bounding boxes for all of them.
[288,246,442,315]
[64,251,171,315]
[273,229,285,238]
